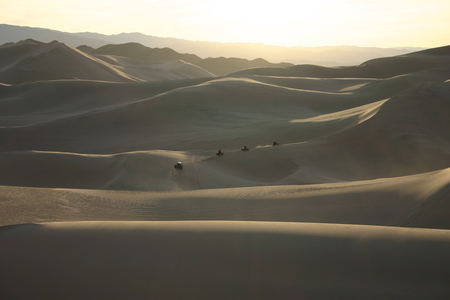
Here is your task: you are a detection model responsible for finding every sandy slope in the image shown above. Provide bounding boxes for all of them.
[0,167,449,228]
[0,39,214,84]
[87,42,293,76]
[0,78,212,126]
[1,75,449,185]
[1,43,450,299]
[1,221,450,299]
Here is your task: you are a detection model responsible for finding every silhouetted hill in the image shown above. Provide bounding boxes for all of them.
[77,45,95,54]
[82,42,294,76]
[0,39,214,84]
[93,43,203,65]
[196,57,292,76]
[357,45,450,77]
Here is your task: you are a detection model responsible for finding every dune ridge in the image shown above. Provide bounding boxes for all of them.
[1,166,449,228]
[0,39,214,84]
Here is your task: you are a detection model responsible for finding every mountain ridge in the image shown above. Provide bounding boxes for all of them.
[1,24,426,66]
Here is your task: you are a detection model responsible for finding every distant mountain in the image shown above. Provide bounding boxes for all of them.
[0,24,108,48]
[82,42,293,76]
[0,24,427,66]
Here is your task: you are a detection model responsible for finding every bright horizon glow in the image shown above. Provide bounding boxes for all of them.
[2,0,450,48]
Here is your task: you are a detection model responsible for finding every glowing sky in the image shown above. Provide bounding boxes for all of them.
[2,0,450,47]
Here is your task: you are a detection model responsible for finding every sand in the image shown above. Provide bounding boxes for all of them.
[0,39,214,84]
[1,221,450,299]
[1,40,450,299]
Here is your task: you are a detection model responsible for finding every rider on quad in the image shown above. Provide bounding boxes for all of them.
[216,149,224,156]
[242,145,249,151]
[174,161,183,170]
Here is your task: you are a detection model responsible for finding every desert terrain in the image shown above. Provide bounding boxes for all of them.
[1,39,450,299]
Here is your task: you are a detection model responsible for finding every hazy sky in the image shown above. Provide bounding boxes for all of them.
[2,0,449,47]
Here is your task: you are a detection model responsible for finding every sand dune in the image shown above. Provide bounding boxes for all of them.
[0,39,214,84]
[2,70,449,153]
[1,221,450,299]
[1,167,449,228]
[0,78,212,126]
[85,42,293,76]
[0,75,448,183]
[232,45,450,78]
[1,42,450,299]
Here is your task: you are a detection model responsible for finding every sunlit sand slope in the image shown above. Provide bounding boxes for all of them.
[1,167,449,229]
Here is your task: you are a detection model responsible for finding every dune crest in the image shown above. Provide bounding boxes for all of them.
[0,39,214,84]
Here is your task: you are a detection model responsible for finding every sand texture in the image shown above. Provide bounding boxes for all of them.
[1,40,450,299]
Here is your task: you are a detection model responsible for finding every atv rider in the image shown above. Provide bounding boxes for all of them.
[174,162,183,170]
[242,145,249,151]
[273,141,279,146]
[216,149,224,156]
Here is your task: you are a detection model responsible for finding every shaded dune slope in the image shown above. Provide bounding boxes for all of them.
[0,74,449,187]
[0,40,137,83]
[96,54,215,80]
[87,42,293,76]
[0,77,212,126]
[0,39,213,84]
[0,76,388,152]
[2,67,449,153]
[1,221,450,299]
[290,79,450,181]
[92,42,203,65]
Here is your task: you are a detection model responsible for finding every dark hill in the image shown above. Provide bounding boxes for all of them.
[81,43,294,76]
[0,39,214,84]
[93,42,202,65]
[196,57,292,76]
[232,45,450,79]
